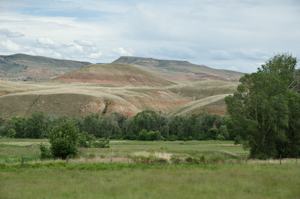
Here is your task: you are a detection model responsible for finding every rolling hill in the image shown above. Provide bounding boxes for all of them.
[113,56,244,83]
[0,54,91,81]
[53,63,174,86]
[0,79,238,119]
[0,54,243,119]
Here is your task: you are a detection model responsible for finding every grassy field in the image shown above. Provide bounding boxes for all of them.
[1,139,299,199]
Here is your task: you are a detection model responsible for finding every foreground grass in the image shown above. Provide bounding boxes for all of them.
[1,163,299,199]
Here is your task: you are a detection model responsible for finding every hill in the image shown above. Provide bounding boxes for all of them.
[0,79,238,119]
[53,63,174,86]
[0,54,91,82]
[113,56,244,83]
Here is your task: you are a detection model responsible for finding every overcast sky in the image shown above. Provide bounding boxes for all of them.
[0,0,299,73]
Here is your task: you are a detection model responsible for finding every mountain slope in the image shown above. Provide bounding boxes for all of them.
[0,54,91,81]
[168,94,230,116]
[54,63,175,86]
[113,56,244,83]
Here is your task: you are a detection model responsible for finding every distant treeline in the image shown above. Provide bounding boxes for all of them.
[0,110,233,141]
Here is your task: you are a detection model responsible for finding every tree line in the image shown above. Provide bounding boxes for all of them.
[0,110,231,141]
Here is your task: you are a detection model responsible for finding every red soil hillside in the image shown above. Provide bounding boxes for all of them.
[54,63,175,86]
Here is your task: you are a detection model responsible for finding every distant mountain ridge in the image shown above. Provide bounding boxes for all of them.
[0,54,91,82]
[113,56,244,82]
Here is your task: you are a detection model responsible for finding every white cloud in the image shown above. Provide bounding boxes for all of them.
[110,47,133,56]
[35,37,61,49]
[0,0,299,72]
[156,45,197,59]
[89,52,102,59]
[74,40,96,47]
[0,40,23,52]
[0,28,25,38]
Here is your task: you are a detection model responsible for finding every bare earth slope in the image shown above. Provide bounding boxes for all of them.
[0,54,91,82]
[113,56,244,83]
[54,63,174,86]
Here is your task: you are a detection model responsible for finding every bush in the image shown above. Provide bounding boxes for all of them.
[93,138,110,148]
[146,130,160,141]
[185,157,193,163]
[39,143,53,160]
[49,120,78,159]
[167,135,177,141]
[138,129,147,140]
[217,134,225,140]
[8,129,16,138]
[170,156,181,164]
[199,155,206,163]
[187,136,193,140]
[234,135,242,145]
[183,138,187,141]
[185,157,200,164]
[78,131,96,148]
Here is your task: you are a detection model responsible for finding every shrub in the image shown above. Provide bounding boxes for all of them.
[183,138,187,141]
[49,120,78,159]
[77,131,96,148]
[234,135,242,145]
[185,156,193,163]
[146,130,160,141]
[167,135,177,141]
[217,134,225,140]
[170,156,181,164]
[199,155,206,163]
[39,143,53,160]
[187,136,193,140]
[93,138,110,148]
[8,129,16,138]
[138,129,147,140]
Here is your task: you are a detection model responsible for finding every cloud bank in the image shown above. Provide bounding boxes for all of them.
[0,0,299,73]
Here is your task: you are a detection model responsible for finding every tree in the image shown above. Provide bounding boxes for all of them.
[226,53,299,159]
[259,52,298,91]
[49,120,78,159]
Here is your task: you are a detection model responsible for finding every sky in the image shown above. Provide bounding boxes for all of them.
[0,0,299,73]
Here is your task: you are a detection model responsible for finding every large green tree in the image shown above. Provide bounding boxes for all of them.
[226,53,299,159]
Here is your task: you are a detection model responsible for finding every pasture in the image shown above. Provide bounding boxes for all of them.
[1,139,299,199]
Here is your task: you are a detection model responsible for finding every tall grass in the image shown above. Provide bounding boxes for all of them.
[1,164,299,199]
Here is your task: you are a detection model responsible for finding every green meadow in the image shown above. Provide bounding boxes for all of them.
[1,139,299,199]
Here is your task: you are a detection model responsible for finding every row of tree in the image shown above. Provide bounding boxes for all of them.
[0,111,231,141]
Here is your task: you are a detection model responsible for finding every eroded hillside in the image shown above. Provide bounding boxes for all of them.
[53,63,174,86]
[113,56,244,83]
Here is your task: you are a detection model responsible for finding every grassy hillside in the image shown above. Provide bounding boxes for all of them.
[0,54,91,81]
[168,95,229,116]
[0,78,238,119]
[54,63,175,86]
[113,56,244,83]
[0,80,191,119]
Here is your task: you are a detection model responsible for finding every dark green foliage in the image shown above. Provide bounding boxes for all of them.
[2,109,230,141]
[49,120,78,159]
[226,53,300,159]
[77,131,96,148]
[146,130,160,141]
[8,129,16,138]
[138,129,147,140]
[167,135,177,141]
[217,134,225,140]
[170,156,181,164]
[93,138,110,148]
[39,144,53,160]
